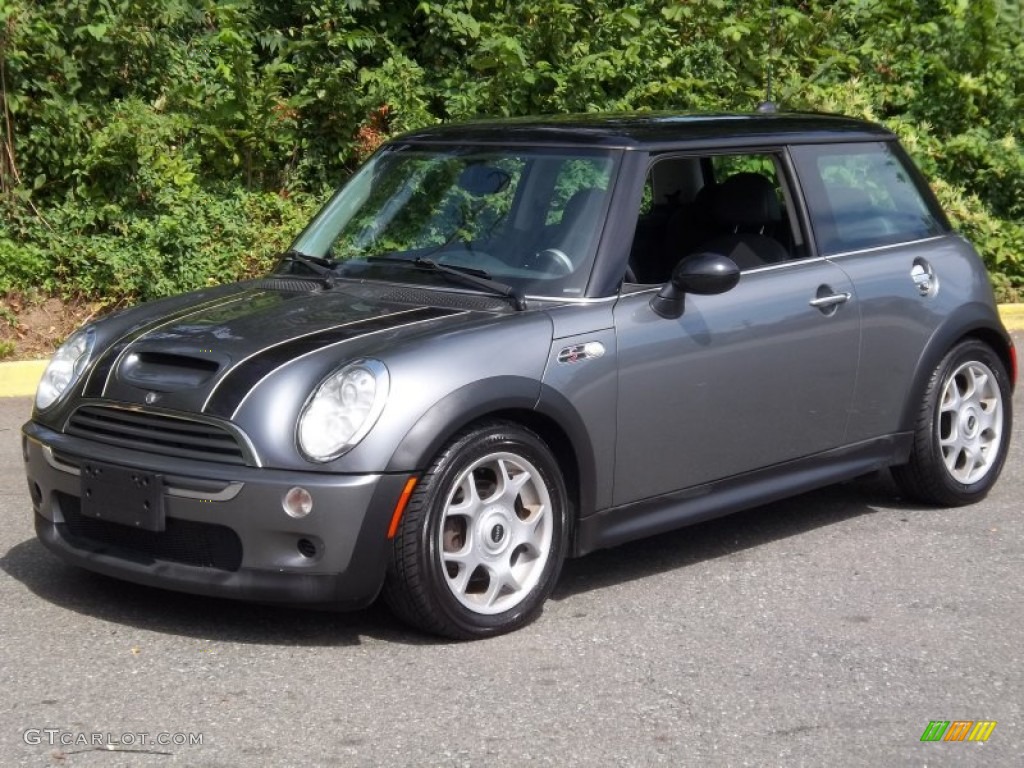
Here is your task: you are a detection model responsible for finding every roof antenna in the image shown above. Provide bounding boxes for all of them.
[757,0,778,113]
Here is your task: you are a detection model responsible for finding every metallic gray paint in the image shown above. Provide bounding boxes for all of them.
[25,426,408,606]
[21,113,1015,611]
[827,235,1007,442]
[612,258,860,504]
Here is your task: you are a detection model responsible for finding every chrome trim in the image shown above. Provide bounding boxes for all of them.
[42,445,243,500]
[43,445,80,476]
[166,482,243,502]
[557,341,607,364]
[296,358,391,463]
[527,294,619,304]
[809,292,852,309]
[622,255,834,294]
[821,234,949,260]
[65,401,262,467]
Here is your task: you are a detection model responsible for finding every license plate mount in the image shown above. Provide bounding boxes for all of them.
[80,461,165,532]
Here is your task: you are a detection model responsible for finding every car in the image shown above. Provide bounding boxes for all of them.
[22,112,1016,639]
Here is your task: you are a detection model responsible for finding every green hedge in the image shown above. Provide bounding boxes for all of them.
[1,0,1022,303]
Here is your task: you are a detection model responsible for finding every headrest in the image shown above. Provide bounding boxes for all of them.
[561,188,602,225]
[713,172,781,228]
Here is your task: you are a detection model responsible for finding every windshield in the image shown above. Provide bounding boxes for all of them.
[282,144,621,298]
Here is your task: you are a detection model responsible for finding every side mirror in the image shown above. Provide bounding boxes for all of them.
[650,252,740,319]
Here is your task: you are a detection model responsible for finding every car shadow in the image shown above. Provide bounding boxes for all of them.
[551,469,924,600]
[2,471,926,644]
[0,537,431,648]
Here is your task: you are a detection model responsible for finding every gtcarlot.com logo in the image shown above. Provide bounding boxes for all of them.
[23,729,203,748]
[920,720,997,742]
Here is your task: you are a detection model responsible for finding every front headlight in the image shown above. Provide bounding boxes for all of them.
[35,327,96,411]
[297,359,389,462]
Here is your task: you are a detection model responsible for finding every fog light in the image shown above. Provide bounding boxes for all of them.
[283,487,313,518]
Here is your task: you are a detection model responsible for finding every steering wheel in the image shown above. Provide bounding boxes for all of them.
[533,248,574,275]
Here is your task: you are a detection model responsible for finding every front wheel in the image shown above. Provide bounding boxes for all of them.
[384,421,569,639]
[893,339,1012,506]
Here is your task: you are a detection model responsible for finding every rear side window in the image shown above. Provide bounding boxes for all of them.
[791,142,946,255]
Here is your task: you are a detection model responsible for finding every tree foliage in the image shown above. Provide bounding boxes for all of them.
[1,0,1022,305]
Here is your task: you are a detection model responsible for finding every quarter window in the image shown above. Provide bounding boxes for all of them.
[791,142,946,255]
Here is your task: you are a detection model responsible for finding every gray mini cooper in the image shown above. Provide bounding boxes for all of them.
[22,113,1016,639]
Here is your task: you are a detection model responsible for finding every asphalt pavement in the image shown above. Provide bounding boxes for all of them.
[1,336,1021,766]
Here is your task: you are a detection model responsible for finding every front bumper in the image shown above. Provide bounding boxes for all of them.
[22,421,410,609]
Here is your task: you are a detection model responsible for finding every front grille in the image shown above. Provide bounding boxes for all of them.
[66,405,249,465]
[56,493,243,572]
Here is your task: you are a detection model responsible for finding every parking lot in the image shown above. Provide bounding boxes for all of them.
[1,336,1021,766]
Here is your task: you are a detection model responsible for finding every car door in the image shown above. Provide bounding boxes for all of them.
[611,151,861,506]
[788,141,963,444]
[613,262,860,505]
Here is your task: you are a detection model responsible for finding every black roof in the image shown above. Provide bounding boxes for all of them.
[394,111,893,149]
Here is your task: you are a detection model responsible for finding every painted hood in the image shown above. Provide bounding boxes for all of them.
[79,281,482,417]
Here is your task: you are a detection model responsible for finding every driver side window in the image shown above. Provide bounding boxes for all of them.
[627,151,804,285]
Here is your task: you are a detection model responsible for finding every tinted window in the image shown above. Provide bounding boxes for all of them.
[545,158,613,225]
[288,146,619,298]
[791,142,946,255]
[627,151,803,284]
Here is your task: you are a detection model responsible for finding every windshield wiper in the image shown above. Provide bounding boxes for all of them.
[367,256,527,311]
[280,250,339,288]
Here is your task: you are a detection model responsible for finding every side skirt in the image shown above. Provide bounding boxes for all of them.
[573,434,912,557]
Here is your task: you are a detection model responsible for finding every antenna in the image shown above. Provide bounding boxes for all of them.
[757,0,778,113]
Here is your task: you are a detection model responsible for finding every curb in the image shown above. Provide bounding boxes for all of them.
[2,305,1023,398]
[0,360,47,398]
[1002,303,1024,330]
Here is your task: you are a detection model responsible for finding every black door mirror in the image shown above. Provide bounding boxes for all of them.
[650,252,740,319]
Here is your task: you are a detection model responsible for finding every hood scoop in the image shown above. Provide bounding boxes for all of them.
[119,351,222,392]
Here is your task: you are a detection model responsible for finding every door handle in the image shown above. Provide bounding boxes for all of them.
[809,292,851,309]
[910,259,937,296]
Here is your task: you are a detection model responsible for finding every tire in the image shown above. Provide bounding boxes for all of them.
[893,339,1012,506]
[384,421,570,640]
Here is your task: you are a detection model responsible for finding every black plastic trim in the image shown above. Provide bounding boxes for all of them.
[385,376,599,518]
[575,434,912,556]
[897,303,1014,433]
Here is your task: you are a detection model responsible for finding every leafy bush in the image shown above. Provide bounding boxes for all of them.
[0,0,1021,305]
[1,186,317,305]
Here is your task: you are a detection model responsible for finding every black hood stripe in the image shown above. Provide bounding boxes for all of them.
[203,306,461,418]
[82,292,259,399]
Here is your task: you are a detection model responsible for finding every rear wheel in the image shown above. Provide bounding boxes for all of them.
[893,339,1012,505]
[384,421,569,639]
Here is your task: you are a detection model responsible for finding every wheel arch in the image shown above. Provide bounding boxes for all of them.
[386,376,595,531]
[899,303,1015,433]
[963,326,1016,391]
